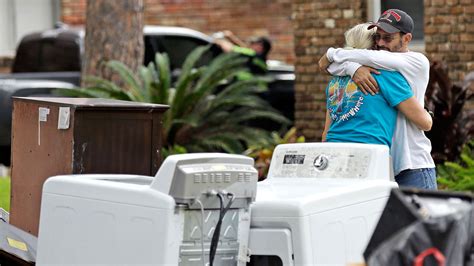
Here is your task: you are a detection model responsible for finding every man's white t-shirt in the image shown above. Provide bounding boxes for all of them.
[326,48,435,175]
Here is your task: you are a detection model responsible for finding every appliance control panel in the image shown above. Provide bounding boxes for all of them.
[152,153,258,208]
[267,143,391,180]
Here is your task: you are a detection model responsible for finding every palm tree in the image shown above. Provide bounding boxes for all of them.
[60,45,289,155]
[82,0,144,87]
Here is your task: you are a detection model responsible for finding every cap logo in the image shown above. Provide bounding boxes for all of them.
[381,10,401,22]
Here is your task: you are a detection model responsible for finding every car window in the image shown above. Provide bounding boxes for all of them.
[13,32,82,73]
[144,35,221,71]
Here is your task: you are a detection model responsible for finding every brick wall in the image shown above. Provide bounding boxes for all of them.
[292,1,366,141]
[293,0,473,141]
[61,0,87,25]
[61,0,294,63]
[425,0,474,83]
[426,0,474,111]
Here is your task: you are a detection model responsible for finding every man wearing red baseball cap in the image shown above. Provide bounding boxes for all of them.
[319,9,437,190]
[369,9,414,35]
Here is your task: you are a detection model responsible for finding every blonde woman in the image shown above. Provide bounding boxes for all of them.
[321,23,431,152]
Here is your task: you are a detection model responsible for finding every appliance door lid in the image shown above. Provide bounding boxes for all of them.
[249,228,294,266]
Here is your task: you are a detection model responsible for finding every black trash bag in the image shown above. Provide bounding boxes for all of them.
[364,188,474,266]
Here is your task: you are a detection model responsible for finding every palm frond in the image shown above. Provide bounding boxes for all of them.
[83,76,124,93]
[227,108,290,125]
[54,88,99,98]
[195,52,244,88]
[138,65,152,102]
[145,62,163,103]
[179,66,249,115]
[104,60,145,102]
[214,78,267,99]
[193,53,247,93]
[83,75,136,100]
[190,135,245,154]
[175,45,211,89]
[170,67,205,118]
[155,53,171,103]
[206,95,270,114]
[171,116,201,128]
[63,45,290,157]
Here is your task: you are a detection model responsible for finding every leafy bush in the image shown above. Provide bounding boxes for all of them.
[425,62,473,163]
[0,177,10,212]
[244,127,305,180]
[437,140,474,192]
[59,46,289,155]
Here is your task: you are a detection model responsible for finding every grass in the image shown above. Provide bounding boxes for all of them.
[0,176,10,212]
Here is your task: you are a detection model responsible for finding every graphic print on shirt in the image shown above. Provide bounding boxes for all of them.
[327,77,364,122]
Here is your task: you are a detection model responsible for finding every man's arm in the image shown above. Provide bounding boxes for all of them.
[319,55,360,76]
[327,61,362,77]
[397,97,433,131]
[215,39,234,53]
[318,53,380,95]
[324,48,429,97]
[222,30,247,47]
[326,48,425,74]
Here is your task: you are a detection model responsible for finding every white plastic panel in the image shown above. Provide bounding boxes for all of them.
[249,228,294,266]
[152,153,258,208]
[267,143,391,180]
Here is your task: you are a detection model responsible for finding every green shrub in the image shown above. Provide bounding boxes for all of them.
[244,127,305,180]
[58,46,289,156]
[0,177,10,212]
[425,63,473,163]
[437,140,474,192]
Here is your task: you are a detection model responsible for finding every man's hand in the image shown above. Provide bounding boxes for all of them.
[318,53,331,73]
[222,30,234,38]
[353,66,380,95]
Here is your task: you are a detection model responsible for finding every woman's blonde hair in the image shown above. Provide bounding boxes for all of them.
[344,23,376,49]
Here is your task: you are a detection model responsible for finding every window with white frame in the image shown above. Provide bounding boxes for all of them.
[0,0,60,56]
[367,0,424,47]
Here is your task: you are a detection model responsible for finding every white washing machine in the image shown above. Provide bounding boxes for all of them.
[248,143,398,266]
[35,143,397,266]
[36,153,258,266]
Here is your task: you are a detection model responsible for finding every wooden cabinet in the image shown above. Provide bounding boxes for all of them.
[10,97,169,235]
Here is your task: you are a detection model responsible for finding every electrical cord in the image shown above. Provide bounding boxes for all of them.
[209,193,224,266]
[209,192,235,266]
[195,199,206,266]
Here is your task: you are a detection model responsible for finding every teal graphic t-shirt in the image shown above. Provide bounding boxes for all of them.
[326,70,413,147]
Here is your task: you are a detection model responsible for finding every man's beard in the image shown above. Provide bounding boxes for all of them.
[376,46,391,51]
[376,39,403,52]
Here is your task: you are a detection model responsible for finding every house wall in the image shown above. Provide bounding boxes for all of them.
[425,0,474,82]
[292,1,366,140]
[293,0,474,141]
[0,0,61,73]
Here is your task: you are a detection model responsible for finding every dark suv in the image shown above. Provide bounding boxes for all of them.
[143,26,295,121]
[0,25,295,166]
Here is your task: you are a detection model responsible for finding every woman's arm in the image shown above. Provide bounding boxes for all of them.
[322,110,332,141]
[397,97,433,131]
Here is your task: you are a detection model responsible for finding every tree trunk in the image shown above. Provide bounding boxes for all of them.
[81,0,144,87]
